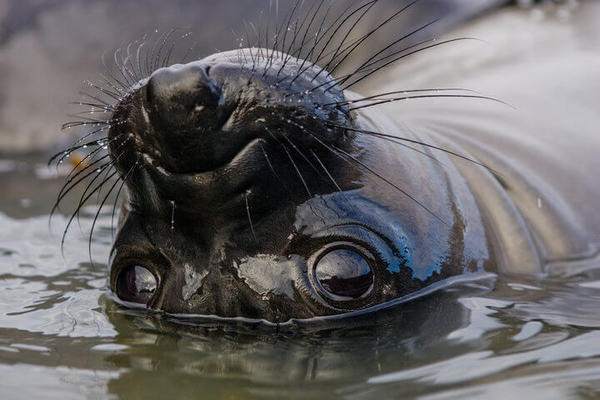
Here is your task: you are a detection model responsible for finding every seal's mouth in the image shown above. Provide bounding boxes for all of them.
[140,137,267,178]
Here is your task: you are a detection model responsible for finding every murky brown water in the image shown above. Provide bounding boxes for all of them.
[1,154,600,399]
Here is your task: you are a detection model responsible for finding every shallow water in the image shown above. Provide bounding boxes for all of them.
[1,155,600,399]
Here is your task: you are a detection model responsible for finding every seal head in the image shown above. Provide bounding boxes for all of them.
[107,48,493,322]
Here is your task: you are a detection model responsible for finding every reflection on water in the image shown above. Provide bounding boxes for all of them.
[1,155,600,399]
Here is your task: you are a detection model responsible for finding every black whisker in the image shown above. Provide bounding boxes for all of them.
[88,167,122,265]
[302,126,447,225]
[326,0,420,77]
[60,168,119,256]
[347,94,513,111]
[343,38,480,90]
[282,143,311,197]
[310,149,342,192]
[313,0,378,82]
[329,123,499,174]
[323,88,477,107]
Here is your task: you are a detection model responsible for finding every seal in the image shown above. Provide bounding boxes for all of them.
[99,46,495,322]
[54,1,600,323]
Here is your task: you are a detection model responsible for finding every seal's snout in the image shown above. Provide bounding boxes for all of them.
[146,64,221,132]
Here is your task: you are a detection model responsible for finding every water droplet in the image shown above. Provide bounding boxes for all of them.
[170,200,176,231]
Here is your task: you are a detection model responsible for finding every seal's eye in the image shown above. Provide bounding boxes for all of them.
[314,249,374,299]
[115,265,157,305]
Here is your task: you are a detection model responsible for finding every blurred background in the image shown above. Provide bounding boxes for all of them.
[0,0,509,154]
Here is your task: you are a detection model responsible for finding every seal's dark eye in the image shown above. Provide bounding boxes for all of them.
[314,249,373,299]
[115,265,157,305]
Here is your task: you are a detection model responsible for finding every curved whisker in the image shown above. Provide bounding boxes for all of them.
[330,124,501,176]
[346,94,513,112]
[60,168,120,256]
[342,38,481,90]
[322,88,479,107]
[301,126,448,225]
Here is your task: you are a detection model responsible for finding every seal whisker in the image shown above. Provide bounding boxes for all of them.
[333,17,440,88]
[135,39,147,78]
[153,29,176,72]
[50,157,111,220]
[280,0,331,86]
[53,136,109,171]
[114,47,135,88]
[299,0,330,65]
[331,124,499,175]
[96,74,127,98]
[323,88,478,107]
[326,0,421,77]
[281,0,311,72]
[70,102,116,113]
[85,78,122,101]
[248,22,266,61]
[303,128,447,225]
[313,0,378,83]
[48,130,108,165]
[101,53,130,93]
[276,0,303,79]
[310,38,472,94]
[346,94,512,112]
[259,143,293,197]
[116,46,135,85]
[282,143,312,197]
[264,127,316,190]
[123,42,140,83]
[88,166,124,265]
[51,137,130,219]
[342,37,479,90]
[76,91,116,109]
[60,168,120,256]
[110,157,139,238]
[303,0,375,81]
[277,129,323,176]
[309,149,342,192]
[289,0,324,62]
[353,129,447,167]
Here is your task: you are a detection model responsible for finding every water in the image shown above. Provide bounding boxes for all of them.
[1,155,600,400]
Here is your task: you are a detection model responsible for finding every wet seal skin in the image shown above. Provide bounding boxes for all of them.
[52,1,600,324]
[97,45,493,323]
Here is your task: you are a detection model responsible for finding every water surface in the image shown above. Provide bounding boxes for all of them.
[1,154,600,400]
